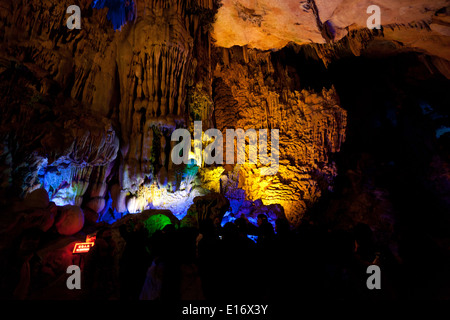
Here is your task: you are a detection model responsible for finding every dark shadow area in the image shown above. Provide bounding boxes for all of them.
[304,52,450,299]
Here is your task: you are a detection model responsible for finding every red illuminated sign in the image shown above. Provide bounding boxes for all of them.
[73,242,94,254]
[73,233,97,254]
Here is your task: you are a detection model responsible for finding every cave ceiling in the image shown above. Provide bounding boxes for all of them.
[213,0,450,76]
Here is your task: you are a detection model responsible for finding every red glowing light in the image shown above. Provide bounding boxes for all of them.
[73,242,94,254]
[86,234,96,243]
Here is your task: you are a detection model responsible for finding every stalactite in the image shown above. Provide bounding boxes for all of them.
[160,134,167,167]
[0,0,217,215]
[114,0,209,196]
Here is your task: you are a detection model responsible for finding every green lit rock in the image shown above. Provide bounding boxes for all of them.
[113,209,179,237]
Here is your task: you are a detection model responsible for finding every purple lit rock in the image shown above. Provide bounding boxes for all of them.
[236,199,286,226]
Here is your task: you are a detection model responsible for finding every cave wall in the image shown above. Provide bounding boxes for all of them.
[212,46,346,225]
[0,0,348,227]
[0,0,449,234]
[0,0,218,222]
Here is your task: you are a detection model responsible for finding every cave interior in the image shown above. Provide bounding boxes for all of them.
[0,0,450,300]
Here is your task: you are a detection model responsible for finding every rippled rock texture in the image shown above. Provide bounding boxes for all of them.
[0,0,217,221]
[212,46,346,224]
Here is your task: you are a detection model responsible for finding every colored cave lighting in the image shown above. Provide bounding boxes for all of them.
[150,188,196,220]
[436,126,450,138]
[128,183,196,220]
[92,0,136,31]
[144,214,172,237]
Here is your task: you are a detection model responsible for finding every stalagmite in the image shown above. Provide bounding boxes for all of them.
[142,120,154,168]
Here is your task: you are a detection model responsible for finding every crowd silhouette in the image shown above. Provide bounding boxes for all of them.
[80,214,399,301]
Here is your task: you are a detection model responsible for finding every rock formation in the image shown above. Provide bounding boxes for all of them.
[0,0,449,301]
[0,0,448,237]
[212,0,450,69]
[0,0,217,220]
[212,46,347,224]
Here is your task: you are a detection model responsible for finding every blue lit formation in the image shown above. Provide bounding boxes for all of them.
[92,0,135,30]
[419,102,449,139]
[436,126,450,138]
[38,163,76,206]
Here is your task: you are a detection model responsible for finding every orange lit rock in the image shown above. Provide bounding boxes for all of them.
[55,205,85,236]
[212,0,450,61]
[212,0,450,79]
[213,46,346,225]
